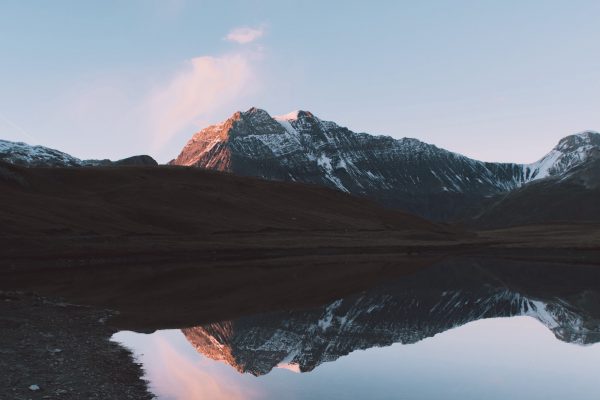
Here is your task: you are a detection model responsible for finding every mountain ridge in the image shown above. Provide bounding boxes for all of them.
[0,139,158,168]
[2,109,597,224]
[170,107,599,220]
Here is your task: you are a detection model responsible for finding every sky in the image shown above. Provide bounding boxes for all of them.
[0,0,599,163]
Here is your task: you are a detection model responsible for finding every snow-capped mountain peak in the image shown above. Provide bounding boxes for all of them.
[556,130,600,152]
[0,139,83,167]
[0,139,158,168]
[525,131,600,180]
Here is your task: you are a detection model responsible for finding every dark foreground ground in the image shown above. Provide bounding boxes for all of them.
[0,291,152,400]
[1,164,600,398]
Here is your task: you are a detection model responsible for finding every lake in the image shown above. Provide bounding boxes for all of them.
[113,259,600,399]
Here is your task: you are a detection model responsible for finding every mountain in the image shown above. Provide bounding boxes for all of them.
[170,108,599,221]
[182,259,600,376]
[83,155,159,167]
[474,148,600,227]
[0,139,83,167]
[526,131,600,179]
[0,139,157,167]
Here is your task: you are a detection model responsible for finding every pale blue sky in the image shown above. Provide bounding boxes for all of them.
[1,0,598,163]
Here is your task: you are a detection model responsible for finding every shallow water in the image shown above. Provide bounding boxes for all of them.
[113,260,600,399]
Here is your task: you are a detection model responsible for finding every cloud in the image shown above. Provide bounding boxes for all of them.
[225,26,265,44]
[145,52,257,151]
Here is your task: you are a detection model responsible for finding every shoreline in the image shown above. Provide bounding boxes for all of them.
[0,291,153,400]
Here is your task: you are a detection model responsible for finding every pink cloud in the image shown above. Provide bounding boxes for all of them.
[146,53,257,150]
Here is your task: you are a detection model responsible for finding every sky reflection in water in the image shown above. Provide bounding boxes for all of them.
[114,316,600,400]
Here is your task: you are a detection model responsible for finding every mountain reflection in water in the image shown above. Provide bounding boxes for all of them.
[182,258,600,376]
[113,257,600,400]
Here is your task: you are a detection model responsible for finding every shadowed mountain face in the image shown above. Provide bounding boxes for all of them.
[170,108,600,221]
[182,258,600,376]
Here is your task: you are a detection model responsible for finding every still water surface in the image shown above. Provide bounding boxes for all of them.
[113,260,600,399]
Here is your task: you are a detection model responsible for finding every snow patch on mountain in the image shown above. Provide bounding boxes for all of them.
[273,118,299,136]
[274,110,301,121]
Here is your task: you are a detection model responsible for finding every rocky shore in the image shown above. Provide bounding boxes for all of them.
[0,291,153,399]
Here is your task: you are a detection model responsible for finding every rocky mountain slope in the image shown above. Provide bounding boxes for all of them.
[0,139,157,167]
[474,149,600,227]
[183,259,600,376]
[171,108,599,221]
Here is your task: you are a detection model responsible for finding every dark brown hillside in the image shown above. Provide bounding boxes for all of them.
[0,161,447,240]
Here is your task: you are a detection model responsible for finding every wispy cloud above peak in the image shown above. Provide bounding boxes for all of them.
[225,26,265,44]
[145,52,259,153]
